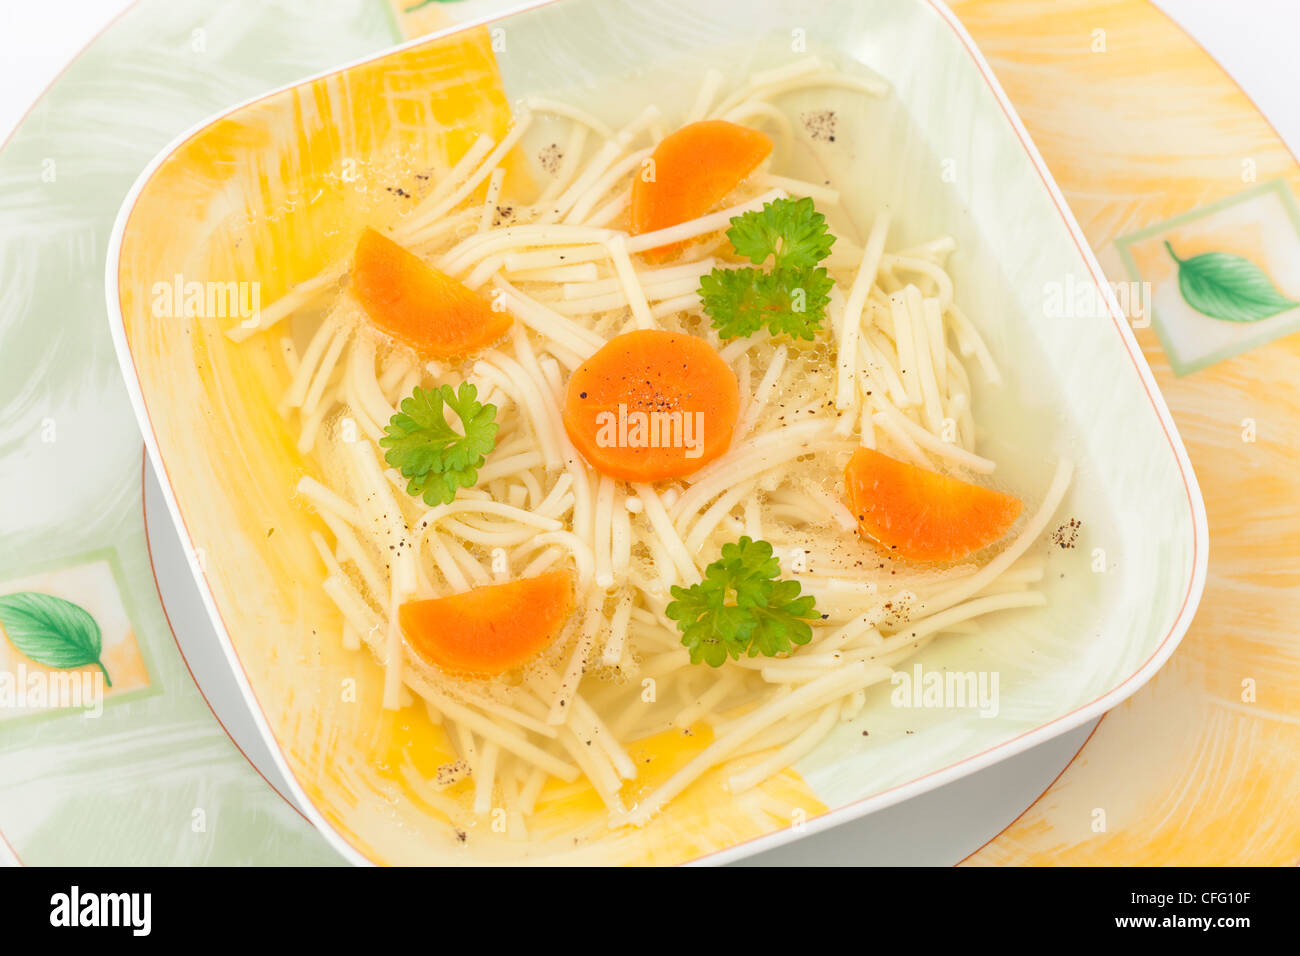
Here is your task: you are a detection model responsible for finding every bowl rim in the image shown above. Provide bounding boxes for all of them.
[104,0,1210,867]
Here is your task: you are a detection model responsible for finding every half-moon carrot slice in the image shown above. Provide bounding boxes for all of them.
[630,120,773,261]
[844,448,1022,562]
[350,227,512,359]
[563,329,739,482]
[398,571,575,678]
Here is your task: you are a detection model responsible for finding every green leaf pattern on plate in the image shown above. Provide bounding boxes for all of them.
[0,592,111,686]
[1165,241,1299,323]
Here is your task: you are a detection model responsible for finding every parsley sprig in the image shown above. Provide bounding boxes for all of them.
[728,195,836,269]
[699,197,836,342]
[666,536,820,667]
[380,384,498,506]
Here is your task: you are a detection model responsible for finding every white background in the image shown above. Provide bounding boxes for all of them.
[2,1,1300,153]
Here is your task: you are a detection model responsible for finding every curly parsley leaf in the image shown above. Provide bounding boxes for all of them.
[380,383,498,506]
[727,196,836,270]
[765,266,834,340]
[700,266,834,342]
[699,197,838,341]
[665,536,819,667]
[699,267,770,340]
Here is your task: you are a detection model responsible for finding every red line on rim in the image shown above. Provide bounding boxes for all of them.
[954,716,1104,866]
[0,827,22,866]
[140,449,314,828]
[0,0,141,154]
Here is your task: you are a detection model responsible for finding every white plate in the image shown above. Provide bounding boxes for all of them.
[109,0,1207,864]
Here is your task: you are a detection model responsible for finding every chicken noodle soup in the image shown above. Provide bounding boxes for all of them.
[231,56,1072,840]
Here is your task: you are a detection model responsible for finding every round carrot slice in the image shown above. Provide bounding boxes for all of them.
[563,330,739,482]
[350,227,512,359]
[844,448,1022,562]
[399,571,574,678]
[631,120,773,261]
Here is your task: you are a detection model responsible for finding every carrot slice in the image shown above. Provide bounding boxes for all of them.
[630,120,773,261]
[844,448,1022,562]
[399,571,574,678]
[350,227,512,359]
[563,329,739,482]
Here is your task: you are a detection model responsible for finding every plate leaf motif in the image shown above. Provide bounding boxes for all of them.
[1165,240,1299,322]
[0,592,111,686]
